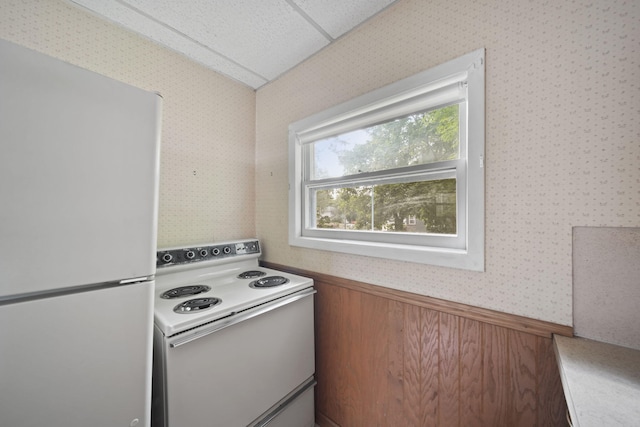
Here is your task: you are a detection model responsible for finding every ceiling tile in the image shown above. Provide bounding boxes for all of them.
[292,0,397,39]
[120,0,329,81]
[71,0,268,88]
[69,0,399,89]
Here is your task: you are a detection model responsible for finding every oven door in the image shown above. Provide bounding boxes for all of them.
[155,288,315,427]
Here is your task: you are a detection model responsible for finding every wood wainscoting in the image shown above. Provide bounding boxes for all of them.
[262,262,572,427]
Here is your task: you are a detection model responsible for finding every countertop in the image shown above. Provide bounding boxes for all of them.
[553,335,640,427]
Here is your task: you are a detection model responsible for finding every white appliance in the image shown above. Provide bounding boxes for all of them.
[0,39,162,427]
[152,240,316,427]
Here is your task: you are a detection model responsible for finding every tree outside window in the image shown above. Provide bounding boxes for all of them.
[313,105,459,235]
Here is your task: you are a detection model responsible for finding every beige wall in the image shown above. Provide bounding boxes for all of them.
[0,0,256,248]
[2,0,638,325]
[256,0,640,325]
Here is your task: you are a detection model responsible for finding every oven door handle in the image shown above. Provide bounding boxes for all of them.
[168,287,316,348]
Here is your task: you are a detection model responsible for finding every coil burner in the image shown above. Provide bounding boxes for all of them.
[161,285,211,299]
[173,297,221,314]
[250,276,290,288]
[237,270,267,279]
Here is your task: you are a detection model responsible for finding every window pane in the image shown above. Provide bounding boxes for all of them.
[315,186,372,230]
[314,178,456,235]
[312,104,460,179]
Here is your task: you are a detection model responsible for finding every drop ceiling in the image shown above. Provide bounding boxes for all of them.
[69,0,398,89]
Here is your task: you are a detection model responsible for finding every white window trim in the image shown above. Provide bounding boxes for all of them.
[288,49,485,271]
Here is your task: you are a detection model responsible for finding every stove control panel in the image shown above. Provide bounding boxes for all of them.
[156,240,261,267]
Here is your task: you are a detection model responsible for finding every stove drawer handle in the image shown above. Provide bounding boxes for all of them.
[168,287,316,348]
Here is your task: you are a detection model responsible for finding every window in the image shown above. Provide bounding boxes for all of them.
[289,49,485,271]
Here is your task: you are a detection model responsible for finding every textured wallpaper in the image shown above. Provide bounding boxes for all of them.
[256,0,640,325]
[1,0,638,325]
[0,0,257,249]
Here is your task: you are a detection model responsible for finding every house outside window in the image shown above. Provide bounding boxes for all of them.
[289,49,485,271]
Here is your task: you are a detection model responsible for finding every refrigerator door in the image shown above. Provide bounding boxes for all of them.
[0,39,162,298]
[0,281,155,427]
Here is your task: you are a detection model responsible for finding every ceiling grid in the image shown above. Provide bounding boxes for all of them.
[68,0,398,89]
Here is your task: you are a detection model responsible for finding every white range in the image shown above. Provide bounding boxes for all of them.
[152,239,316,427]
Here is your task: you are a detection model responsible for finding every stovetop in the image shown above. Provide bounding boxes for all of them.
[154,240,313,337]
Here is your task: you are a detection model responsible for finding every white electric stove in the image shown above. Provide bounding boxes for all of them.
[151,239,316,427]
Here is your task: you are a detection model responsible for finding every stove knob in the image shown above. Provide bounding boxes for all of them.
[199,249,208,257]
[212,248,221,256]
[161,253,173,263]
[185,250,196,260]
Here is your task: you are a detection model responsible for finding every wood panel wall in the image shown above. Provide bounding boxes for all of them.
[262,262,571,427]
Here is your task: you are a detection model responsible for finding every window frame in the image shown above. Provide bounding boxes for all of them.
[288,49,485,271]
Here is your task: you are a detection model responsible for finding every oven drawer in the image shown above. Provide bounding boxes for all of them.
[250,377,316,427]
[157,289,315,427]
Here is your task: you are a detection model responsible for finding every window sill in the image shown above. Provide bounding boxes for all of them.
[290,235,484,271]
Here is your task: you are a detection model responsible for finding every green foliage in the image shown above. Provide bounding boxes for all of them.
[315,104,459,234]
[338,105,459,174]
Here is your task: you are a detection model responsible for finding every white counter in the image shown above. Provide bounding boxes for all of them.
[554,335,640,427]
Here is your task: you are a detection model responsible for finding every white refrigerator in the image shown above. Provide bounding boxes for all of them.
[0,39,162,427]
